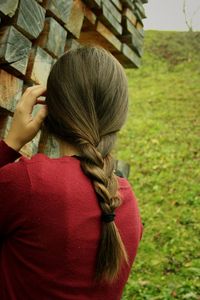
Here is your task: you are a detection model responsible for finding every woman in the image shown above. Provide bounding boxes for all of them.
[0,45,143,300]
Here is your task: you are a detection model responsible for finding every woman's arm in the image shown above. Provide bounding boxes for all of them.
[0,140,22,168]
[0,85,47,168]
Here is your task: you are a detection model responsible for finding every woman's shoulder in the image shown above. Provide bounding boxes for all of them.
[117,175,133,190]
[0,152,79,182]
[117,176,139,205]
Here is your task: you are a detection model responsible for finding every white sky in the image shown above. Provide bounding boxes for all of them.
[143,0,200,31]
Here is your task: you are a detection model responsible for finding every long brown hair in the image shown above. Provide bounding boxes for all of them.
[44,45,129,282]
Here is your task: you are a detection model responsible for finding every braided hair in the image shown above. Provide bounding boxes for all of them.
[44,45,129,282]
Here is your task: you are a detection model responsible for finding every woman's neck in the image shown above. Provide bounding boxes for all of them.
[58,138,80,157]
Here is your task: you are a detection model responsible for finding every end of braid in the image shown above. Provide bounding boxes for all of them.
[79,141,129,283]
[94,222,129,283]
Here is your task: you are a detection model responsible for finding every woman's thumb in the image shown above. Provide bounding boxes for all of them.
[34,105,48,127]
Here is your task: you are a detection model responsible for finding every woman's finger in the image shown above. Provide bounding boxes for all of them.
[21,85,44,97]
[20,85,47,113]
[19,85,45,105]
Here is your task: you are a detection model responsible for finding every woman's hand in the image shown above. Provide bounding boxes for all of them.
[4,85,48,152]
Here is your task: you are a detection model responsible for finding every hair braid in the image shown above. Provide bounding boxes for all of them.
[44,45,130,283]
[79,139,129,282]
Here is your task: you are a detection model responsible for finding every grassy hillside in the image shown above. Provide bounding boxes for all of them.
[118,31,200,300]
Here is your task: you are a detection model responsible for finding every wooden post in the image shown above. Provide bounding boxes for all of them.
[96,21,121,51]
[26,46,53,86]
[113,43,141,68]
[79,20,121,53]
[0,26,32,76]
[44,0,74,25]
[102,0,122,23]
[36,17,68,58]
[0,0,19,18]
[121,18,143,56]
[95,2,123,36]
[120,0,135,10]
[83,0,101,10]
[134,9,143,24]
[101,4,122,35]
[120,33,143,57]
[110,0,122,12]
[0,69,23,112]
[135,0,146,19]
[65,0,85,39]
[122,7,137,26]
[13,0,46,39]
[0,110,13,140]
[136,21,144,37]
[81,5,97,31]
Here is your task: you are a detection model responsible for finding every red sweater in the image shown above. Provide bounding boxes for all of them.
[0,140,143,300]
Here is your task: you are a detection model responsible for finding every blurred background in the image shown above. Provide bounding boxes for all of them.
[118,0,200,299]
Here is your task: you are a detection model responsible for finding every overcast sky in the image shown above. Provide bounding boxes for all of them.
[143,0,200,31]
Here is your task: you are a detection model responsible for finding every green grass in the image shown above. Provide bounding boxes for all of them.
[117,31,200,300]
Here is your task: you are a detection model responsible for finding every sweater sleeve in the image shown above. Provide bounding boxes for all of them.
[0,139,22,168]
[0,148,30,237]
